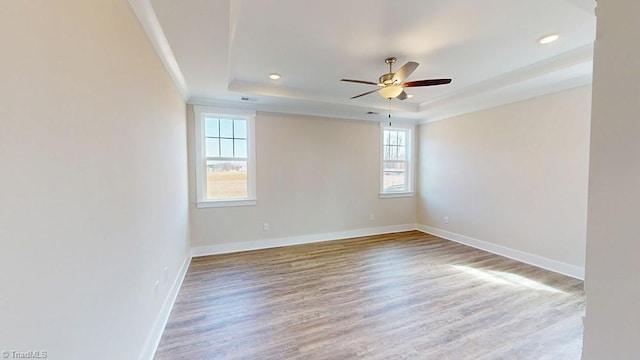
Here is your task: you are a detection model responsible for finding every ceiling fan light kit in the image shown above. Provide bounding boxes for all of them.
[341,56,452,101]
[379,84,404,99]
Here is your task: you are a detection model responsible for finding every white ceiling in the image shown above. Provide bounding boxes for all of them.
[129,0,596,123]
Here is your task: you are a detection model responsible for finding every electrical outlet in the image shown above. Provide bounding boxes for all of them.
[263,222,270,231]
[369,213,375,221]
[444,216,449,224]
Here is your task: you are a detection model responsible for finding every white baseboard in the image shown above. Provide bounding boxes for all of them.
[191,224,417,257]
[191,224,585,279]
[139,253,192,360]
[417,224,585,280]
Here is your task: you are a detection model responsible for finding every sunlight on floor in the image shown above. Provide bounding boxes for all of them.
[452,265,566,294]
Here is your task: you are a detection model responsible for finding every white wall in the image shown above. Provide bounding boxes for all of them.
[188,110,416,251]
[582,2,640,359]
[417,85,591,276]
[0,2,189,360]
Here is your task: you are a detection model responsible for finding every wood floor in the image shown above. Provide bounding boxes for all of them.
[154,231,585,359]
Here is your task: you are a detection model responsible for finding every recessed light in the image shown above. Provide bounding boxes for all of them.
[407,94,414,99]
[269,73,281,80]
[538,34,559,45]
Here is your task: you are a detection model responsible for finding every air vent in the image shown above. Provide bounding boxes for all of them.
[366,111,379,115]
[241,96,258,102]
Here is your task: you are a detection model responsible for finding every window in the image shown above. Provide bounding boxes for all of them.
[194,106,256,208]
[380,123,413,198]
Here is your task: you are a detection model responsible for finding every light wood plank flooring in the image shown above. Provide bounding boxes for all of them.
[155,231,584,359]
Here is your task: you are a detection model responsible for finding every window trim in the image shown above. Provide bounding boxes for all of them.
[379,122,414,198]
[193,105,256,208]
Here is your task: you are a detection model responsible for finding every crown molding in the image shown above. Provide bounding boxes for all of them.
[127,0,189,100]
[419,45,594,113]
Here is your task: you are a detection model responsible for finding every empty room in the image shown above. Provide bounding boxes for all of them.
[2,1,638,359]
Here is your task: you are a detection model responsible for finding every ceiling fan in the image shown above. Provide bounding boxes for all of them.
[341,57,452,100]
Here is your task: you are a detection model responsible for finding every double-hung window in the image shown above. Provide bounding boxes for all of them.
[380,123,414,198]
[194,106,256,208]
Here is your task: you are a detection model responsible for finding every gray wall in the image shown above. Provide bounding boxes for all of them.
[582,2,640,358]
[188,110,417,251]
[0,2,190,359]
[418,86,592,275]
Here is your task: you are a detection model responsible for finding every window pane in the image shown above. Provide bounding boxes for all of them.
[389,131,398,145]
[234,119,247,139]
[383,161,406,192]
[397,131,406,146]
[206,160,248,200]
[384,161,406,173]
[397,145,406,160]
[384,145,390,160]
[204,117,219,137]
[220,119,234,138]
[384,130,391,146]
[205,138,220,157]
[220,139,234,157]
[388,145,398,160]
[234,139,247,158]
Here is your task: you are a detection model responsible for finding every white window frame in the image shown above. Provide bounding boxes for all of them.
[380,122,414,198]
[193,105,257,208]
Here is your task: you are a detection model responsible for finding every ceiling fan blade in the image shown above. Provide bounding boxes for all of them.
[341,79,380,86]
[403,79,452,87]
[397,91,408,100]
[350,88,380,99]
[391,61,419,84]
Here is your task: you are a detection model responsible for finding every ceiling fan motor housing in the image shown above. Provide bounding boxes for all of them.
[379,73,395,85]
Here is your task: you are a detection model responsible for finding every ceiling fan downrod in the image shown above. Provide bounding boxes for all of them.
[380,57,397,85]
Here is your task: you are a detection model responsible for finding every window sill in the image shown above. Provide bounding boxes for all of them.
[196,199,257,208]
[379,192,414,199]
